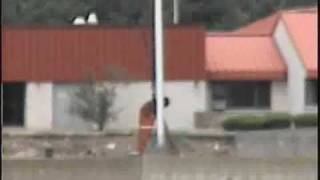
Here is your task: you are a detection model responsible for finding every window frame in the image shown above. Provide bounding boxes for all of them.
[210,81,271,110]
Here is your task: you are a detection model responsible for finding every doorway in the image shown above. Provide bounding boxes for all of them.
[3,82,26,127]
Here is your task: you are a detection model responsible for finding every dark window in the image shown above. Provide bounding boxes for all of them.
[3,83,26,126]
[211,81,271,109]
[306,80,318,106]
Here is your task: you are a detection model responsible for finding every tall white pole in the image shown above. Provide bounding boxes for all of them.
[154,0,166,147]
[173,0,180,24]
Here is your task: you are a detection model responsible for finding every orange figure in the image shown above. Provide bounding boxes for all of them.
[137,97,170,154]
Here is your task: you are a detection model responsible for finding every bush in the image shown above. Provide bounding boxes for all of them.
[263,113,291,129]
[293,114,318,127]
[222,115,265,131]
[223,113,318,131]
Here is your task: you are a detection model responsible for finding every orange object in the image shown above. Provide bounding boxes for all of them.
[137,101,155,154]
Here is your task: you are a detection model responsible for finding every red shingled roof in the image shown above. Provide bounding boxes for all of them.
[2,26,205,82]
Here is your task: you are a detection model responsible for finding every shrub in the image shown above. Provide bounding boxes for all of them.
[292,113,318,127]
[263,113,292,129]
[223,113,318,131]
[222,115,265,131]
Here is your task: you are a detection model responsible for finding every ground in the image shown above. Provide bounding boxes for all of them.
[2,127,317,159]
[2,128,318,180]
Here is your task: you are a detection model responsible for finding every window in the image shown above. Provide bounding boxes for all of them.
[305,80,318,106]
[3,83,26,126]
[210,81,271,109]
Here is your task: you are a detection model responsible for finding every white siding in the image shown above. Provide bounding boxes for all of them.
[273,20,307,115]
[108,82,153,130]
[25,83,53,129]
[164,81,207,131]
[52,82,152,131]
[271,81,289,112]
[52,81,207,131]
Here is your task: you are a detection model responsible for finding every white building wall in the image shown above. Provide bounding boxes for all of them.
[273,20,307,115]
[108,82,153,130]
[164,81,207,131]
[271,81,289,112]
[52,82,152,131]
[52,81,207,132]
[25,83,53,129]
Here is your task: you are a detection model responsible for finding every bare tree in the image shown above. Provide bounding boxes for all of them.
[70,66,134,131]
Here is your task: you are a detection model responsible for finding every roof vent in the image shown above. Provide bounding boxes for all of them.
[73,16,86,25]
[87,12,98,25]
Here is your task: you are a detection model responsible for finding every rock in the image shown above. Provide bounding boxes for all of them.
[213,143,220,151]
[91,124,99,131]
[44,147,54,158]
[13,148,38,158]
[106,143,116,150]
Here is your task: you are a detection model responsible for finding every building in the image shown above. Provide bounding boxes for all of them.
[2,26,206,131]
[2,8,318,132]
[198,8,317,128]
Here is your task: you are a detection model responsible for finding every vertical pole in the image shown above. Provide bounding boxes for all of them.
[151,0,156,106]
[173,0,180,24]
[154,0,165,147]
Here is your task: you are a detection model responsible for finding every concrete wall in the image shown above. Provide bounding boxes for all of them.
[52,81,207,132]
[25,83,53,130]
[271,80,289,112]
[274,20,307,115]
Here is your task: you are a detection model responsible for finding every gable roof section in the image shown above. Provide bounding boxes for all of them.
[281,12,318,79]
[2,26,205,82]
[206,6,317,80]
[206,35,286,80]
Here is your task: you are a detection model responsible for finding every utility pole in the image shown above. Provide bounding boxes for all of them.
[154,0,166,147]
[173,0,180,24]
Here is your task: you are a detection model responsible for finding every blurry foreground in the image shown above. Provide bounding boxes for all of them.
[2,128,318,180]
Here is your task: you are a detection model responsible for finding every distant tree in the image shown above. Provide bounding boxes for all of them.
[3,0,317,29]
[3,0,92,25]
[70,74,116,131]
[70,66,134,131]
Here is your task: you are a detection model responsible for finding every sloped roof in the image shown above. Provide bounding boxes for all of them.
[206,35,286,80]
[2,26,205,82]
[206,7,317,80]
[281,12,318,79]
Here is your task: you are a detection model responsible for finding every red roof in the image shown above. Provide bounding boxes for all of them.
[282,12,318,79]
[2,26,205,82]
[206,36,286,80]
[206,7,317,80]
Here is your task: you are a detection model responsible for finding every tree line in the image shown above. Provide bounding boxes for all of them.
[3,0,317,30]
